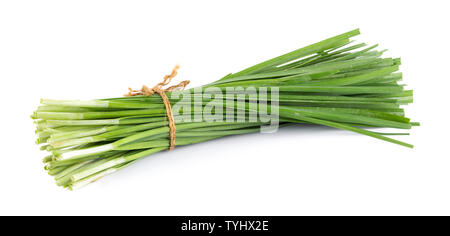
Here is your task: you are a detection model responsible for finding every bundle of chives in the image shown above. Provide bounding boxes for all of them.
[32,29,418,190]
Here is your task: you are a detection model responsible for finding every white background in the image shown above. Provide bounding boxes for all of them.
[0,0,449,216]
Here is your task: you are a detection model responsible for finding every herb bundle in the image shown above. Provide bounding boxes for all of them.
[32,29,417,190]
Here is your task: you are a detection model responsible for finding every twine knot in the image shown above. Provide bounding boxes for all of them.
[125,65,190,96]
[125,65,190,150]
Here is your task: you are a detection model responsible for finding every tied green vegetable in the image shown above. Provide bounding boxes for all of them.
[32,29,418,190]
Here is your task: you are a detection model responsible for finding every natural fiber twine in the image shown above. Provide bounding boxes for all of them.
[125,65,189,150]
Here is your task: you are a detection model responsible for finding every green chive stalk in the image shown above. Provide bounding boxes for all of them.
[32,29,418,190]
